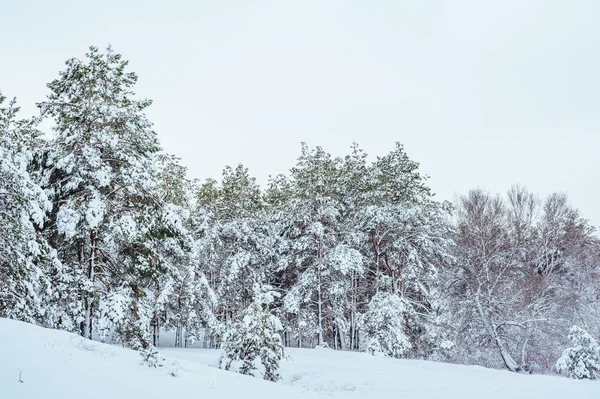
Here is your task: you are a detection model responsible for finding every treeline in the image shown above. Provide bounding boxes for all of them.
[1,46,599,379]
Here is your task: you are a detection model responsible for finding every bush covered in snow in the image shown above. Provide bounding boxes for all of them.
[360,292,412,358]
[556,325,600,380]
[218,291,285,381]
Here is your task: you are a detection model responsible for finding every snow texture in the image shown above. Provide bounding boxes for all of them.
[3,317,598,399]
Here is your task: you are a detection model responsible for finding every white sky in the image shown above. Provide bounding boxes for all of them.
[2,0,599,228]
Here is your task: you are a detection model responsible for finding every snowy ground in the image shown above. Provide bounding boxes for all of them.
[162,347,600,398]
[3,318,599,399]
[1,318,319,399]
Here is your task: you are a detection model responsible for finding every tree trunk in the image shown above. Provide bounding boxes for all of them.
[338,323,346,350]
[474,291,520,372]
[152,312,160,347]
[317,266,324,346]
[396,262,402,296]
[520,329,531,371]
[371,229,381,294]
[350,271,356,351]
[175,323,180,347]
[384,252,394,295]
[334,326,338,350]
[83,231,97,340]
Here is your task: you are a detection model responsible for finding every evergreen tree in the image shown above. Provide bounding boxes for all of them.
[360,143,453,356]
[153,154,217,348]
[0,95,59,324]
[556,325,600,380]
[218,290,285,381]
[194,164,283,333]
[281,144,347,347]
[361,292,412,358]
[39,46,169,347]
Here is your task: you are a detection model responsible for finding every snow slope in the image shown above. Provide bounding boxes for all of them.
[1,318,319,399]
[2,317,599,399]
[161,347,600,399]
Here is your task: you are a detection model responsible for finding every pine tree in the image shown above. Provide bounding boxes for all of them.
[0,95,59,324]
[218,290,285,382]
[359,143,452,356]
[361,291,412,358]
[194,164,282,332]
[39,46,168,346]
[154,154,217,348]
[282,144,347,347]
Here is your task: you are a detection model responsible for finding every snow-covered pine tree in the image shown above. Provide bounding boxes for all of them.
[359,143,453,357]
[213,165,267,317]
[0,95,60,324]
[360,291,412,358]
[39,46,169,346]
[331,144,371,351]
[194,164,283,333]
[277,143,450,352]
[218,289,285,382]
[556,325,600,380]
[281,144,347,348]
[154,154,217,348]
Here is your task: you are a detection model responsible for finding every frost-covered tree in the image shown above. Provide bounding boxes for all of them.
[361,292,412,358]
[39,46,171,346]
[149,154,217,347]
[359,144,453,356]
[281,145,353,347]
[218,290,285,381]
[194,165,281,326]
[450,189,533,371]
[0,95,60,324]
[447,187,598,372]
[556,325,600,380]
[274,143,451,353]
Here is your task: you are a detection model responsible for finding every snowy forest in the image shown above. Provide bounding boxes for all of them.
[2,46,599,381]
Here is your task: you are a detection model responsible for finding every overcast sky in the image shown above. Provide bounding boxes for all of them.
[2,0,599,228]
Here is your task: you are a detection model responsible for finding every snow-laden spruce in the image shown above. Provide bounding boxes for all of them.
[556,325,600,380]
[219,290,286,381]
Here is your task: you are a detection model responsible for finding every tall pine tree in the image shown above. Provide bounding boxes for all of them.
[39,46,169,347]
